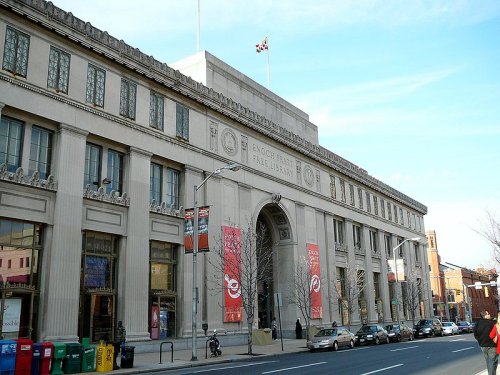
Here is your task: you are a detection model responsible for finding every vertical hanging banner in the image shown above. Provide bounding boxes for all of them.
[307,243,322,319]
[223,226,242,322]
[184,206,210,253]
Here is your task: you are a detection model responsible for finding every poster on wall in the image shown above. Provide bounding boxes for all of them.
[2,298,22,334]
[223,226,242,322]
[184,206,210,253]
[307,243,322,319]
[151,306,159,340]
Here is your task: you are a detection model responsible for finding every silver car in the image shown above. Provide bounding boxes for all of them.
[442,322,459,335]
[307,327,356,352]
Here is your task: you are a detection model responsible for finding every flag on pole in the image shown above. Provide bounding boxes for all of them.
[256,37,269,53]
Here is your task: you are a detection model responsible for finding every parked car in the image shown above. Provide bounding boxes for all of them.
[385,323,414,342]
[355,324,390,345]
[307,327,356,352]
[457,321,473,334]
[442,322,459,335]
[414,319,443,338]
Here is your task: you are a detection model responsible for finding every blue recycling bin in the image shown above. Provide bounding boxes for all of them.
[0,340,17,375]
[31,343,42,375]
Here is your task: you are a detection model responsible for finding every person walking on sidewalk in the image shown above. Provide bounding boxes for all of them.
[271,317,278,340]
[295,319,303,339]
[474,310,498,375]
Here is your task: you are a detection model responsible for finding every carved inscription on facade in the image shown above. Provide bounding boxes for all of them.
[250,141,294,181]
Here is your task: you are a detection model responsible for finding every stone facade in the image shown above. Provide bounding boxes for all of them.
[0,0,430,344]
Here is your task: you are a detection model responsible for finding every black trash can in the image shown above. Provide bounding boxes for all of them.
[120,346,135,369]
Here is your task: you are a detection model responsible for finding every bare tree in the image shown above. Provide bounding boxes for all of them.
[287,256,314,340]
[479,211,500,264]
[334,260,366,330]
[207,219,273,355]
[401,271,424,326]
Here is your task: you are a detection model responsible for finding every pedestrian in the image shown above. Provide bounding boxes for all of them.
[332,321,338,328]
[474,310,498,375]
[116,321,126,350]
[271,317,277,340]
[295,318,303,339]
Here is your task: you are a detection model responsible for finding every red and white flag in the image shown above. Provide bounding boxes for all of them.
[256,37,269,53]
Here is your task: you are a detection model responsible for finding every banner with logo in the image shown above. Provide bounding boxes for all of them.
[307,243,322,319]
[184,206,210,253]
[223,226,242,322]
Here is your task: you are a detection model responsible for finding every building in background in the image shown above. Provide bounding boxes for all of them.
[0,0,429,345]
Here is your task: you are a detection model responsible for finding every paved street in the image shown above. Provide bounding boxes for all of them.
[104,333,488,375]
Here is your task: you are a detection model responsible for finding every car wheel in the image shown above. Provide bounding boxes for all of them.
[349,340,354,349]
[333,341,339,351]
[310,348,316,353]
[375,337,380,345]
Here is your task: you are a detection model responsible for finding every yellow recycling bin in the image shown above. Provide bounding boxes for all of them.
[96,342,114,372]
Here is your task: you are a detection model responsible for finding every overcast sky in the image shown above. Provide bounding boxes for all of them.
[52,0,500,269]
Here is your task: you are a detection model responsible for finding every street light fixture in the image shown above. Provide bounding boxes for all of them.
[191,162,241,361]
[392,237,420,323]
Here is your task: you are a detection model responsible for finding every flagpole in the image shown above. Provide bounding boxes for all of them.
[266,38,270,89]
[197,0,200,52]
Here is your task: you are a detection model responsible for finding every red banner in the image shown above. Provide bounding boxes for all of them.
[308,243,322,319]
[223,226,242,322]
[184,206,210,253]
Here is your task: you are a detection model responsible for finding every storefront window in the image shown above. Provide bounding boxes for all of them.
[150,241,177,339]
[79,231,118,342]
[0,218,42,340]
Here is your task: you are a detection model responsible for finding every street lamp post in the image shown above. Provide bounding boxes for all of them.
[392,237,420,324]
[191,162,240,361]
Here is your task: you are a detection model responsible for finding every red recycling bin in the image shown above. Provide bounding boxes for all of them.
[15,338,34,375]
[40,342,53,375]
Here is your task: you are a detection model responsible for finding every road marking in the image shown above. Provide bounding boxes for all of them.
[452,346,475,353]
[193,361,277,372]
[337,347,370,353]
[390,346,418,352]
[450,338,465,342]
[262,362,327,374]
[360,364,404,375]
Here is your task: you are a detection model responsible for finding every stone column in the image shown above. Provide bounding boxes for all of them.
[378,232,393,323]
[41,123,88,341]
[120,147,152,341]
[324,213,338,323]
[362,226,377,324]
[345,220,361,326]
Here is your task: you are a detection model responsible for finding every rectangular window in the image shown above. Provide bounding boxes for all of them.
[397,238,404,257]
[380,198,385,218]
[407,212,411,228]
[373,196,378,215]
[107,150,123,194]
[150,162,162,204]
[150,92,164,130]
[26,257,29,268]
[20,257,24,268]
[333,219,344,244]
[349,184,355,206]
[176,103,189,140]
[8,259,11,269]
[120,79,137,120]
[336,267,346,297]
[353,224,362,249]
[86,64,106,107]
[84,143,102,191]
[369,230,378,253]
[2,26,30,77]
[358,188,363,209]
[373,272,381,299]
[340,179,346,203]
[414,243,420,262]
[385,235,392,258]
[387,202,392,221]
[47,46,70,93]
[166,168,180,209]
[0,116,24,172]
[366,191,371,213]
[150,241,177,292]
[399,207,404,224]
[29,126,52,179]
[329,175,336,199]
[394,205,398,223]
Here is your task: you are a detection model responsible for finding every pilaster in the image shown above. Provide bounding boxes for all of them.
[362,226,377,324]
[345,219,361,326]
[378,232,393,323]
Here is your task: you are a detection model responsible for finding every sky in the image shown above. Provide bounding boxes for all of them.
[52,0,500,270]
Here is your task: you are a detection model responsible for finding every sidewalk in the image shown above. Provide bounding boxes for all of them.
[94,338,309,374]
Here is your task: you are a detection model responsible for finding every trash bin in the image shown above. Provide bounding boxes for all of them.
[0,340,17,375]
[80,345,96,372]
[40,342,53,375]
[31,343,42,375]
[15,338,33,375]
[50,342,66,375]
[96,342,113,372]
[62,343,82,374]
[120,346,135,369]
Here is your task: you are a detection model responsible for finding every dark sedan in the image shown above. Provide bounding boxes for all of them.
[457,321,473,334]
[385,323,414,342]
[355,324,390,345]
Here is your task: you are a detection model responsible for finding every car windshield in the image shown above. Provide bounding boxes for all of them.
[458,321,468,326]
[386,324,399,331]
[315,329,335,337]
[443,322,453,327]
[359,326,377,333]
[417,320,432,326]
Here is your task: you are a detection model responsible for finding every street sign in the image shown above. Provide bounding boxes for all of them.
[475,281,482,290]
[391,299,399,305]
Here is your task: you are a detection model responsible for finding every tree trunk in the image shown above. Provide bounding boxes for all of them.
[247,321,253,355]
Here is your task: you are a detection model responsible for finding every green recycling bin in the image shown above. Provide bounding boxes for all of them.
[80,345,96,372]
[50,343,66,375]
[62,343,82,374]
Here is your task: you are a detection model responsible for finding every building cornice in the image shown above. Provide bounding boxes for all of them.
[0,0,426,214]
